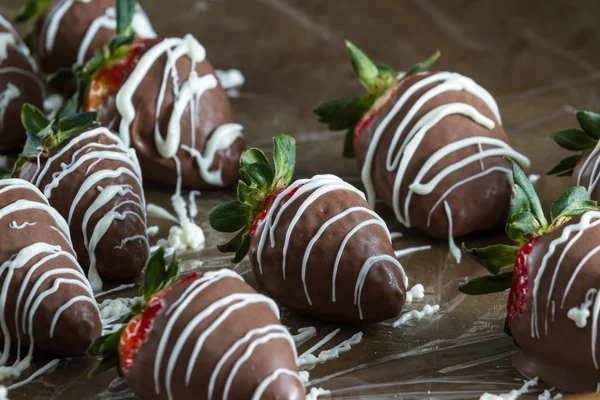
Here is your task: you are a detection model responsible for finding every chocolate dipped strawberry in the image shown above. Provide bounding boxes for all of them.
[0,15,46,151]
[12,104,148,292]
[548,110,600,202]
[13,0,156,75]
[0,178,101,382]
[460,158,600,392]
[89,249,304,400]
[315,42,530,248]
[210,134,408,323]
[54,0,245,190]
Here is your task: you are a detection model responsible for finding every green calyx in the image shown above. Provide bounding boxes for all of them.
[547,110,600,176]
[314,41,440,158]
[12,0,52,50]
[10,103,100,177]
[88,248,181,377]
[459,158,600,297]
[209,134,296,263]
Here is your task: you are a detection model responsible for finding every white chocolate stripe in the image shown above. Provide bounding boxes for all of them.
[251,368,302,400]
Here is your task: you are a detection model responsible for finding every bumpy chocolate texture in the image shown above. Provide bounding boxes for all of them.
[33,0,156,74]
[17,126,149,292]
[124,269,305,400]
[0,15,45,151]
[354,71,530,239]
[0,179,100,378]
[92,35,245,189]
[510,211,600,392]
[249,174,407,323]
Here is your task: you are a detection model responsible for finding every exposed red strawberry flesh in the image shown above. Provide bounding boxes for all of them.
[249,186,301,238]
[119,272,198,371]
[508,237,538,325]
[84,38,155,112]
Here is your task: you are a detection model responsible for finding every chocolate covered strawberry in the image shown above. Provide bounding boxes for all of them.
[12,104,148,292]
[89,249,304,400]
[315,42,529,247]
[548,110,600,201]
[0,15,46,151]
[57,0,245,190]
[0,178,101,382]
[13,0,156,75]
[210,134,408,323]
[460,158,600,392]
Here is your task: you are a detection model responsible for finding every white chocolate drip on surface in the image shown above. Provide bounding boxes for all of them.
[443,201,462,263]
[255,175,408,319]
[359,71,529,245]
[297,330,363,367]
[392,304,440,328]
[0,179,97,384]
[31,127,146,292]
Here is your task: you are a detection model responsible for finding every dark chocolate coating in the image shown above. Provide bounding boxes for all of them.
[249,180,406,323]
[34,0,154,75]
[95,38,245,189]
[124,271,304,400]
[0,179,100,357]
[511,213,600,392]
[355,72,513,239]
[0,16,45,151]
[18,128,148,282]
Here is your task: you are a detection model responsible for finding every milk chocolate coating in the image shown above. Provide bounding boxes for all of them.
[0,179,100,357]
[249,181,406,323]
[95,39,245,189]
[34,0,155,75]
[510,213,600,392]
[124,271,304,400]
[18,127,148,282]
[0,16,45,151]
[355,72,513,239]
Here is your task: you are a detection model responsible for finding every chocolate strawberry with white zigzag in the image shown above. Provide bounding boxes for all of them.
[0,178,100,382]
[460,158,600,392]
[89,249,304,400]
[13,104,148,292]
[13,0,156,76]
[210,134,408,323]
[315,42,529,245]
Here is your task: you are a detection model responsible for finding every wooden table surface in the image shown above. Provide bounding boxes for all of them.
[1,0,599,398]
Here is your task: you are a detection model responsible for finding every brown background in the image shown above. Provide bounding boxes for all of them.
[1,0,598,398]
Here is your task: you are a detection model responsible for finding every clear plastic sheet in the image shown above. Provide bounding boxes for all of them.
[3,0,599,398]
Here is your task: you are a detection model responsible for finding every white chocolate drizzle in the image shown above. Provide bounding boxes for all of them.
[30,127,146,292]
[297,330,363,367]
[8,221,36,230]
[255,175,408,319]
[392,304,440,328]
[359,72,529,253]
[0,83,19,132]
[0,179,97,384]
[149,269,298,400]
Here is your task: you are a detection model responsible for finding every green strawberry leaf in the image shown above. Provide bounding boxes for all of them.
[165,255,180,288]
[21,103,50,135]
[576,110,600,140]
[116,0,136,39]
[343,128,355,158]
[458,271,514,295]
[143,247,167,301]
[88,351,120,377]
[313,94,376,131]
[58,111,100,135]
[550,186,590,221]
[405,50,441,77]
[209,201,252,233]
[547,154,582,176]
[12,0,51,22]
[240,148,270,168]
[233,234,250,263]
[549,128,597,151]
[240,162,273,192]
[237,180,260,205]
[462,244,518,275]
[507,157,547,228]
[506,211,540,243]
[346,41,380,92]
[272,134,296,188]
[217,230,246,254]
